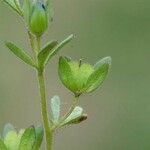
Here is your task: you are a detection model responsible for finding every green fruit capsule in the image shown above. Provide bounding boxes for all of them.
[30,2,48,37]
[58,56,111,96]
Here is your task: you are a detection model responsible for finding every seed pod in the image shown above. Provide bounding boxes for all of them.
[58,56,111,96]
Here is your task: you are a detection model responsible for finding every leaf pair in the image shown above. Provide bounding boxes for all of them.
[51,95,87,129]
[5,34,73,69]
[38,34,73,69]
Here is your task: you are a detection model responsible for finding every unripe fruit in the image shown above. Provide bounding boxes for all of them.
[68,61,94,93]
[59,56,111,96]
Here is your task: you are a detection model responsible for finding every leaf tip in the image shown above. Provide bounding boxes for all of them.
[102,56,112,66]
[66,34,74,41]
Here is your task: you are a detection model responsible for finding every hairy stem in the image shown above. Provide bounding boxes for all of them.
[36,36,41,52]
[28,31,37,59]
[38,70,52,150]
[28,33,52,150]
[36,36,52,150]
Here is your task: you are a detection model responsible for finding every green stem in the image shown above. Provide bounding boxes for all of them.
[28,29,52,150]
[36,36,41,52]
[36,36,52,150]
[28,31,37,59]
[37,70,52,150]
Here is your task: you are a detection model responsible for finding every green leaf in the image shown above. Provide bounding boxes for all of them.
[0,139,7,150]
[61,106,83,126]
[3,0,18,13]
[38,41,58,68]
[61,114,87,127]
[51,95,61,124]
[14,0,23,16]
[45,34,74,65]
[3,123,15,138]
[32,126,44,150]
[58,57,73,92]
[3,0,22,15]
[5,42,36,68]
[85,57,111,93]
[19,126,36,150]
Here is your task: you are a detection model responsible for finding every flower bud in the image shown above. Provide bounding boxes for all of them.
[29,2,48,37]
[58,56,111,96]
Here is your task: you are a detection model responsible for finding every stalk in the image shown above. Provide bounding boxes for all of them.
[28,34,53,150]
[37,70,52,150]
[36,36,52,150]
[28,31,37,59]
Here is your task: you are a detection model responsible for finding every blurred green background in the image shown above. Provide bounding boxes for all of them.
[0,0,150,149]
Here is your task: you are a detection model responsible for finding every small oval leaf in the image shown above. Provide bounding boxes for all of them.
[61,114,87,127]
[61,106,83,126]
[5,42,36,68]
[51,95,61,124]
